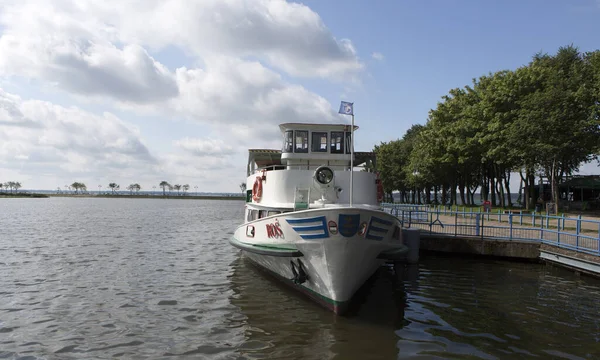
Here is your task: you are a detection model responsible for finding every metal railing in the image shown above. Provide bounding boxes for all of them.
[381,204,600,256]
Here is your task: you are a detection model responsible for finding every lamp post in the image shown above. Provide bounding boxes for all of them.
[153,186,156,195]
[412,169,420,204]
[98,184,101,195]
[194,185,198,195]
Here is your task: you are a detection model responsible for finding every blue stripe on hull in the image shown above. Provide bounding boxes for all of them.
[286,216,329,240]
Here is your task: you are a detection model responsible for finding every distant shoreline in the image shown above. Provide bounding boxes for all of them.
[0,192,49,198]
[1,192,245,200]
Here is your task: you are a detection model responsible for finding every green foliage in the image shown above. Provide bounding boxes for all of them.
[375,44,600,208]
[1,181,22,194]
[70,182,87,193]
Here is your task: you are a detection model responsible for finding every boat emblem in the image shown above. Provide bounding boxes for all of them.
[358,222,367,236]
[338,214,360,237]
[328,221,338,235]
[365,216,393,241]
[246,225,255,238]
[266,219,284,239]
[286,216,329,240]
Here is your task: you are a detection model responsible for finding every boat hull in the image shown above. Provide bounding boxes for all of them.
[230,207,407,315]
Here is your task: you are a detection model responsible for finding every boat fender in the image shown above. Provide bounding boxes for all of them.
[290,259,309,285]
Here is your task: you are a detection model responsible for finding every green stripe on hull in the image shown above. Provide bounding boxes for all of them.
[230,237,303,257]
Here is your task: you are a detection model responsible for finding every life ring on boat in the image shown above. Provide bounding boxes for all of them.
[376,174,384,203]
[252,176,263,202]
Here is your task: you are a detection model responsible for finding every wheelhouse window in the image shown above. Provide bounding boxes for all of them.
[330,131,344,154]
[311,132,328,153]
[345,132,353,154]
[283,130,293,153]
[295,130,308,153]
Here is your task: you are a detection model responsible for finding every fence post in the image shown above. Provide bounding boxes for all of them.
[475,213,480,237]
[557,215,560,245]
[481,212,485,239]
[576,215,581,250]
[454,211,458,237]
[519,212,523,226]
[509,214,513,240]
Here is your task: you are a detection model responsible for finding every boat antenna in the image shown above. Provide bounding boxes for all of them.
[338,101,354,207]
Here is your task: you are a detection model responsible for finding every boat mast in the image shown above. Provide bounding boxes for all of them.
[350,113,354,207]
[338,101,355,208]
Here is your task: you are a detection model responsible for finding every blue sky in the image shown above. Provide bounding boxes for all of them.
[0,0,598,192]
[305,0,600,145]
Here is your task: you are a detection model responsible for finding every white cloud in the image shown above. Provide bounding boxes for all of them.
[371,52,384,61]
[167,56,340,146]
[0,0,362,80]
[0,88,157,183]
[174,138,235,157]
[0,0,364,191]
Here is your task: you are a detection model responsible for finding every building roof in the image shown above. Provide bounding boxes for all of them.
[561,175,600,189]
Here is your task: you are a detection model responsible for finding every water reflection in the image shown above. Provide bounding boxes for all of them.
[228,253,600,360]
[228,256,412,360]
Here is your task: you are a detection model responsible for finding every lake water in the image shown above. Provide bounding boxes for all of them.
[1,198,599,359]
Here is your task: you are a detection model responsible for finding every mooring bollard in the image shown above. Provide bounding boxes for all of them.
[402,228,420,264]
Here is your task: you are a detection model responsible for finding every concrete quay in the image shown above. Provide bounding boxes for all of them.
[417,233,600,278]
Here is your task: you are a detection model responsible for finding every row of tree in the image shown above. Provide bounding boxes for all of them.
[1,181,22,193]
[375,45,600,209]
[64,182,188,195]
[158,181,191,196]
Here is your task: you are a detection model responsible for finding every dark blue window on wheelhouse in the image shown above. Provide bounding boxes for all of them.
[294,130,308,153]
[330,131,344,154]
[283,130,293,153]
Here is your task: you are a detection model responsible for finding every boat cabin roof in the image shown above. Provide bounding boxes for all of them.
[247,149,376,172]
[279,123,359,132]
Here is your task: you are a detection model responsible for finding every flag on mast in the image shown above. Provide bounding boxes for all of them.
[338,100,355,207]
[338,101,354,116]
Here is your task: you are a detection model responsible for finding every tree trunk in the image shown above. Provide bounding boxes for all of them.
[434,185,439,205]
[441,183,447,206]
[504,171,513,208]
[528,170,536,210]
[451,180,457,206]
[489,174,496,207]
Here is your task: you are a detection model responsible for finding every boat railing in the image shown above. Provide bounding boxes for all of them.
[381,204,600,256]
[255,165,374,172]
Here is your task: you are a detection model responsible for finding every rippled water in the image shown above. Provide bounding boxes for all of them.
[1,198,599,359]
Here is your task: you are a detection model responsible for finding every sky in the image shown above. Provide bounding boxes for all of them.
[1,0,599,193]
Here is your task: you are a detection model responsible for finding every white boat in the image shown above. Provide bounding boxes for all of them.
[230,122,415,314]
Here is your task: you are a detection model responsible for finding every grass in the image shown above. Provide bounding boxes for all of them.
[0,192,48,198]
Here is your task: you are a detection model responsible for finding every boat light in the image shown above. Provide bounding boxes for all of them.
[314,166,334,186]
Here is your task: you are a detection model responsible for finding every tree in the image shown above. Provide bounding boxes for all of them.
[108,183,120,194]
[13,182,21,193]
[240,182,247,193]
[71,182,86,194]
[159,181,170,196]
[173,184,182,195]
[182,184,189,194]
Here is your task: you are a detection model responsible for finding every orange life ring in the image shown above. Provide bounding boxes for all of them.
[252,176,263,202]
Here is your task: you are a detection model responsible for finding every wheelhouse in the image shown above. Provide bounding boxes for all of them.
[246,123,376,176]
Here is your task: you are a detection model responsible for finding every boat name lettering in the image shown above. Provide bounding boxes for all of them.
[266,220,284,239]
